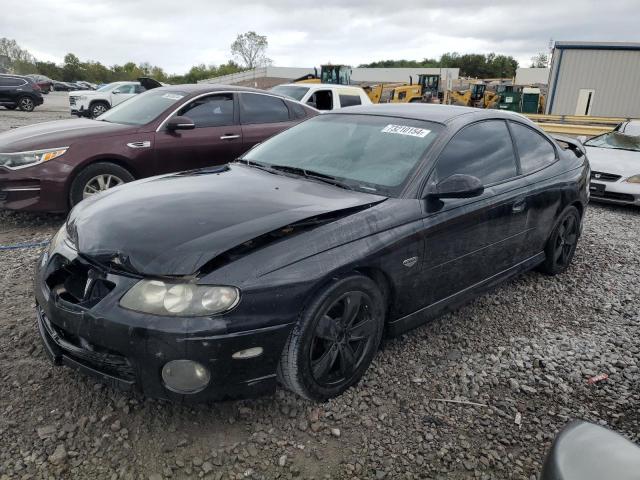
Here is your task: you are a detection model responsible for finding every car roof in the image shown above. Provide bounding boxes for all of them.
[329,103,528,125]
[151,83,298,99]
[276,83,364,89]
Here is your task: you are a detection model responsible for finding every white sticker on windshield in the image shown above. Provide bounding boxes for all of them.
[162,93,185,100]
[381,124,430,138]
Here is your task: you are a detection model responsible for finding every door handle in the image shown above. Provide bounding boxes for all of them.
[220,134,240,140]
[512,198,526,213]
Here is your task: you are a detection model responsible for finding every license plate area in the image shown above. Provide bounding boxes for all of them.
[590,182,605,195]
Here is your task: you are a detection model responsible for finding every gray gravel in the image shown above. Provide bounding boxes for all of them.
[1,109,639,478]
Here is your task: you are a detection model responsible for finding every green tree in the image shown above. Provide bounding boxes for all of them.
[231,31,271,69]
[530,52,549,68]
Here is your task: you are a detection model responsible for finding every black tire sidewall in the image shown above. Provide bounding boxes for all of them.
[284,275,385,401]
[18,96,35,112]
[540,206,580,275]
[69,162,134,207]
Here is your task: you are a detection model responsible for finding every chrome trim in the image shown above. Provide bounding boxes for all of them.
[126,140,151,148]
[220,134,240,140]
[155,90,293,133]
[1,187,41,192]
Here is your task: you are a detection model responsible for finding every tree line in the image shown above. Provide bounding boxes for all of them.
[360,52,521,78]
[0,34,268,84]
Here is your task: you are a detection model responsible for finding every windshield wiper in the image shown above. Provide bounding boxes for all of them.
[236,158,279,174]
[269,165,354,191]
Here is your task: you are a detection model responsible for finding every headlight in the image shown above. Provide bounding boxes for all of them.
[48,225,67,255]
[625,174,640,184]
[120,280,239,316]
[0,147,68,170]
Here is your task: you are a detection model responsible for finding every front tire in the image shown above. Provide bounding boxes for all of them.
[69,162,134,207]
[277,275,385,401]
[18,96,35,112]
[89,101,109,118]
[538,206,581,275]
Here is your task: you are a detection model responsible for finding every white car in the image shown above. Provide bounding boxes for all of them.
[269,83,372,111]
[69,78,162,118]
[581,121,640,206]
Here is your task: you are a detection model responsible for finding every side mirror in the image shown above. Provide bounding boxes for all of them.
[167,116,195,131]
[577,135,587,144]
[541,421,640,480]
[426,174,484,199]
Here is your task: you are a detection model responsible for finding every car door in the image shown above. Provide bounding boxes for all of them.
[110,84,137,106]
[507,120,563,258]
[153,92,243,174]
[0,76,23,103]
[239,92,297,150]
[419,119,530,306]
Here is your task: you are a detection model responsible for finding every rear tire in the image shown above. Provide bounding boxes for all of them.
[89,101,109,119]
[277,275,385,401]
[538,206,581,275]
[69,162,134,207]
[18,96,35,112]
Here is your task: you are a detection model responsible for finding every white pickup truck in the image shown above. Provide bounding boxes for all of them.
[69,77,162,118]
[269,83,372,111]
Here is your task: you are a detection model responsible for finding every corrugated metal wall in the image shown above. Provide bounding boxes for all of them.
[547,49,640,116]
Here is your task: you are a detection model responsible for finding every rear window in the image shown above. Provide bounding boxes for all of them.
[240,93,290,124]
[339,94,361,108]
[269,85,309,101]
[509,122,557,174]
[288,101,308,119]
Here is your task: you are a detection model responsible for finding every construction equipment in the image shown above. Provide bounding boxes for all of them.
[387,74,441,103]
[294,65,352,85]
[448,81,497,108]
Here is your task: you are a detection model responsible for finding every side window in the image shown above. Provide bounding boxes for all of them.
[178,93,234,128]
[339,94,361,107]
[510,122,556,174]
[287,101,308,119]
[307,90,333,111]
[434,120,518,186]
[134,85,146,94]
[114,85,135,94]
[0,77,24,87]
[240,93,289,124]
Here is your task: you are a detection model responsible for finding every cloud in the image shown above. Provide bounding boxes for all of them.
[1,0,639,73]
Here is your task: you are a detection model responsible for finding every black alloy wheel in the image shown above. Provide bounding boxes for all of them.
[539,206,581,275]
[278,275,385,401]
[310,291,377,387]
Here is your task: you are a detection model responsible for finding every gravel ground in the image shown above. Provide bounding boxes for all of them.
[0,92,70,130]
[1,110,639,479]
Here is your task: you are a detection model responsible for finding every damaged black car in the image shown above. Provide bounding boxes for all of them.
[35,104,589,402]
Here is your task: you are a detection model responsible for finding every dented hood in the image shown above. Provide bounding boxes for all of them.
[68,164,384,276]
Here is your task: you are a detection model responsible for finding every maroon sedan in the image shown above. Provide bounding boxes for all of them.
[0,85,317,212]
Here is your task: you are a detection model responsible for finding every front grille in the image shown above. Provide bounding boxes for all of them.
[45,256,115,308]
[69,97,76,106]
[591,190,636,202]
[37,305,135,381]
[591,171,621,182]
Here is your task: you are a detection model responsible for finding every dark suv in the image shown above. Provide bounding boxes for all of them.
[0,74,44,111]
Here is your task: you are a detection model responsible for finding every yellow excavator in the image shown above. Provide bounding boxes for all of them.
[448,81,500,108]
[294,65,352,85]
[386,74,441,103]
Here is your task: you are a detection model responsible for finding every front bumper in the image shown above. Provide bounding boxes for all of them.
[0,162,72,212]
[34,245,294,402]
[589,180,640,206]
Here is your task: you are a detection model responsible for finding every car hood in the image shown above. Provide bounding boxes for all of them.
[586,146,640,177]
[68,164,385,276]
[70,89,97,96]
[0,118,136,152]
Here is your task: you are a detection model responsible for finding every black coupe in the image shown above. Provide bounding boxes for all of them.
[35,104,589,402]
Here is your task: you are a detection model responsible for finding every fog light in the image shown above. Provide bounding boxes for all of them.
[232,347,263,359]
[161,360,210,394]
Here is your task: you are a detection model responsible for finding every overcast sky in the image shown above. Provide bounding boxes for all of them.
[3,0,640,74]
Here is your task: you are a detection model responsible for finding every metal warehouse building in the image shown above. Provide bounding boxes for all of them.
[546,41,640,117]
